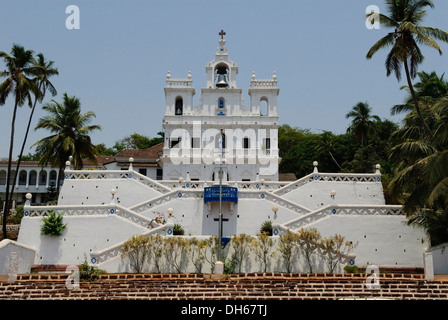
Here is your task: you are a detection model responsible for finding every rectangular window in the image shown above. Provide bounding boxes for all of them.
[264,138,271,150]
[191,137,200,149]
[170,137,181,148]
[263,138,271,155]
[156,169,163,180]
[243,138,250,149]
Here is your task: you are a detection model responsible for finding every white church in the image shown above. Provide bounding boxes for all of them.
[1,32,434,275]
[161,31,280,183]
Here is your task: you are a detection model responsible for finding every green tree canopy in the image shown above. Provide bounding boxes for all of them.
[33,93,101,192]
[366,0,448,139]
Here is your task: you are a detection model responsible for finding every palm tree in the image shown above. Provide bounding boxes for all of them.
[392,70,448,116]
[10,53,58,208]
[388,90,448,245]
[33,93,101,193]
[0,44,41,238]
[346,102,380,147]
[366,0,448,140]
[317,131,342,171]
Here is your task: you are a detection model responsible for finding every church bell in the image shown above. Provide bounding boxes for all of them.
[216,66,229,88]
[216,74,228,88]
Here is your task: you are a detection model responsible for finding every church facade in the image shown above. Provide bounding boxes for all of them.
[161,34,280,183]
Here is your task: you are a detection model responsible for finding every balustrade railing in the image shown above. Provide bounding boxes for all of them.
[165,79,193,87]
[274,172,381,196]
[157,180,288,191]
[90,222,174,266]
[237,190,311,216]
[282,204,403,231]
[250,79,277,88]
[23,204,113,217]
[64,169,171,194]
[23,203,162,231]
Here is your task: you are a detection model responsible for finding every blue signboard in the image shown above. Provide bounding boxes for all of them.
[204,186,238,204]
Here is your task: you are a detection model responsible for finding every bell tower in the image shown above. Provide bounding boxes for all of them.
[205,30,238,89]
[161,30,280,182]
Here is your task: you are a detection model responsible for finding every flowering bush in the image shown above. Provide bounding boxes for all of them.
[150,211,175,226]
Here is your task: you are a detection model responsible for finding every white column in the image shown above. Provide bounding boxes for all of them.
[25,169,30,189]
[46,169,50,188]
[424,252,434,281]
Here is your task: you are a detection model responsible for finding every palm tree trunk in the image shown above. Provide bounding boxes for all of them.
[2,100,19,239]
[329,151,342,171]
[56,165,64,197]
[10,86,42,212]
[403,59,434,140]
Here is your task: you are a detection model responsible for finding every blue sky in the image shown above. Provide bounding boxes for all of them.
[1,0,448,159]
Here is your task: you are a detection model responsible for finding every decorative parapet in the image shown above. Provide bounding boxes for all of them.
[157,180,288,191]
[250,71,278,88]
[23,204,113,218]
[165,71,193,87]
[64,169,171,194]
[274,172,382,196]
[282,204,403,231]
[273,173,315,196]
[237,190,311,216]
[129,190,181,214]
[23,203,158,231]
[90,222,174,266]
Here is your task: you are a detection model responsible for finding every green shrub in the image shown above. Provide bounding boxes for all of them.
[8,205,24,224]
[259,220,273,236]
[173,223,185,235]
[40,210,66,236]
[79,256,106,281]
[344,265,359,273]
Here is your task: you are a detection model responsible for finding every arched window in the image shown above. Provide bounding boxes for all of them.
[49,170,57,185]
[217,97,226,116]
[215,63,229,88]
[0,170,6,185]
[39,170,47,186]
[260,98,268,116]
[175,96,183,115]
[19,170,27,185]
[215,131,226,150]
[29,170,37,185]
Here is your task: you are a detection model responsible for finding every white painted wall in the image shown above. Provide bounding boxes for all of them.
[283,181,385,210]
[58,179,161,208]
[302,215,427,267]
[0,239,36,275]
[17,215,147,265]
[428,243,448,274]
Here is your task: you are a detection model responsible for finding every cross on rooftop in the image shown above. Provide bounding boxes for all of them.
[219,29,226,39]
